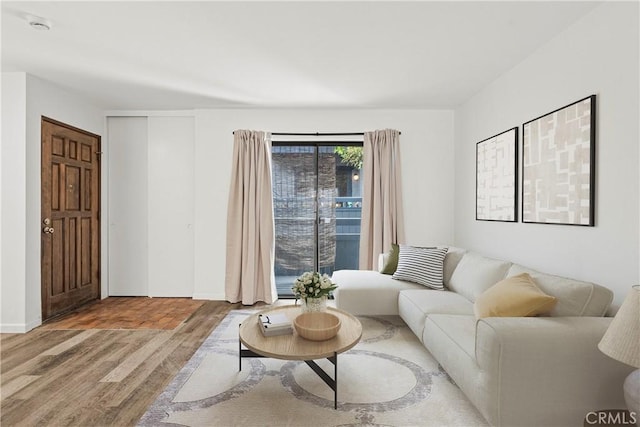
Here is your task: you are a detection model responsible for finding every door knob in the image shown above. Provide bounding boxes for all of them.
[43,226,55,234]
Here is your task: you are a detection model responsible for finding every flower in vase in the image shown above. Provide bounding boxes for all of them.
[292,271,338,302]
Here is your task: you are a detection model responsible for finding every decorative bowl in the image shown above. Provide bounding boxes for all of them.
[294,312,341,341]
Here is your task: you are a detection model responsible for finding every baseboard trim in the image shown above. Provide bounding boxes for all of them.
[0,318,41,333]
[192,293,226,301]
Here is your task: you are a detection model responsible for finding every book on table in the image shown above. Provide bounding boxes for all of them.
[258,312,292,336]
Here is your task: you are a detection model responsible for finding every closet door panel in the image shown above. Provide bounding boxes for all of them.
[147,116,195,297]
[107,117,148,296]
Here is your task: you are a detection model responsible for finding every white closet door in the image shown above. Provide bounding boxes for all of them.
[147,116,195,297]
[108,117,148,296]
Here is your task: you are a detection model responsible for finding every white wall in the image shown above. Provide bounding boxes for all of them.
[454,2,639,307]
[1,73,27,332]
[0,73,105,332]
[193,109,454,300]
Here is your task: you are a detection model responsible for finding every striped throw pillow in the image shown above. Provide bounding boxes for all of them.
[392,246,448,289]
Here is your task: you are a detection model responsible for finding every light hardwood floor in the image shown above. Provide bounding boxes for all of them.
[1,299,238,426]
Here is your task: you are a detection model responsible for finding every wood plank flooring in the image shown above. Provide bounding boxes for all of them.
[1,298,238,426]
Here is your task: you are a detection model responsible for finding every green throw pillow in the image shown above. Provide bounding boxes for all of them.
[380,244,400,275]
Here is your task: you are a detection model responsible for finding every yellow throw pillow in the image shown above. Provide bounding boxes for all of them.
[474,273,557,319]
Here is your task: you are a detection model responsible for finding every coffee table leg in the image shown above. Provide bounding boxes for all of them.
[238,323,341,410]
[305,352,339,409]
[239,323,264,372]
[334,351,338,409]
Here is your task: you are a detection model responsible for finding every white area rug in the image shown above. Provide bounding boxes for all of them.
[139,309,487,426]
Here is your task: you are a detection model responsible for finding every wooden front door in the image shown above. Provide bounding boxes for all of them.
[41,117,101,320]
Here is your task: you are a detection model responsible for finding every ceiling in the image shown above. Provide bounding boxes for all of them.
[2,1,601,110]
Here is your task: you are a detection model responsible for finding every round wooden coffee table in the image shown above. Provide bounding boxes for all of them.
[239,305,362,409]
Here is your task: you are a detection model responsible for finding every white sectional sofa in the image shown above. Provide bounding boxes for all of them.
[332,247,634,427]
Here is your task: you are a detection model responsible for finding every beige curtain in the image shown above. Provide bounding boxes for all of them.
[225,130,277,305]
[359,129,405,270]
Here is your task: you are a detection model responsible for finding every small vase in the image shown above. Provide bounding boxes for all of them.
[301,296,327,313]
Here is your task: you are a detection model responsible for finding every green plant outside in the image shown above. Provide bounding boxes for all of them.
[334,146,363,169]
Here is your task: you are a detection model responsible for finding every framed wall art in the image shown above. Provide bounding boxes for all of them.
[476,127,518,222]
[521,95,596,226]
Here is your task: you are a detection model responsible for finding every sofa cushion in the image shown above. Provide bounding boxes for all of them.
[423,314,477,361]
[378,252,389,272]
[443,247,467,287]
[422,314,487,421]
[332,270,425,315]
[474,273,557,319]
[448,252,512,303]
[392,246,448,289]
[398,289,474,343]
[506,264,613,317]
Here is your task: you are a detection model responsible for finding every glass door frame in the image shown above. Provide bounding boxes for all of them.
[271,140,363,296]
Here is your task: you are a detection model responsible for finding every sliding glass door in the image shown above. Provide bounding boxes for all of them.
[272,144,362,297]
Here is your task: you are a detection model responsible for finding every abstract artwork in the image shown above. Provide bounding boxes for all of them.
[522,95,596,226]
[476,127,518,222]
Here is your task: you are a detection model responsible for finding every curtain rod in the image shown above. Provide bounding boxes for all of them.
[273,132,364,136]
[232,131,401,136]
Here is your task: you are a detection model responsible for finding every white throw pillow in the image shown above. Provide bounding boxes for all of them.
[392,246,448,289]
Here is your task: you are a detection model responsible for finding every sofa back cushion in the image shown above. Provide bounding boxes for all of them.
[506,264,612,317]
[448,252,512,303]
[443,247,467,287]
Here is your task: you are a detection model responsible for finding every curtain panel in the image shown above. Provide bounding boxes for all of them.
[225,130,277,304]
[359,129,405,270]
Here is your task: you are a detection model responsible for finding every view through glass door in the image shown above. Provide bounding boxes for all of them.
[272,144,363,297]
